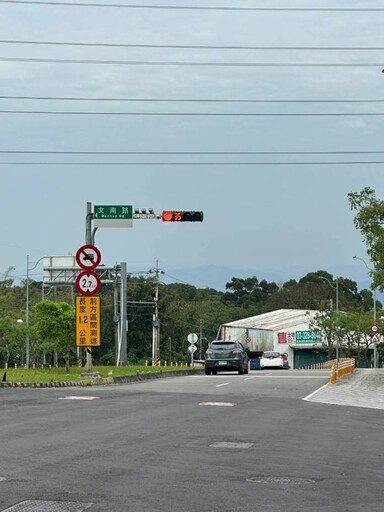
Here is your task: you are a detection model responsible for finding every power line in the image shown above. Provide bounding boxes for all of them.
[163,273,192,285]
[1,1,384,11]
[2,39,384,51]
[2,150,384,155]
[1,110,384,116]
[0,56,383,67]
[1,160,384,165]
[1,95,383,104]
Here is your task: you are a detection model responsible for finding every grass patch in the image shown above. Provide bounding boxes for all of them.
[0,364,197,383]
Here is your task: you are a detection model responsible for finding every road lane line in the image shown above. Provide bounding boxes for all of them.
[303,384,329,401]
[216,382,230,387]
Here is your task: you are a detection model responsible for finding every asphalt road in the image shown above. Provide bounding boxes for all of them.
[1,369,384,512]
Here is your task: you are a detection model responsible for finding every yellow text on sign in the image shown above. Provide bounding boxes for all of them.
[76,295,101,347]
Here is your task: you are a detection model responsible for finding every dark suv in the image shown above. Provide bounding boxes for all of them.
[204,340,249,375]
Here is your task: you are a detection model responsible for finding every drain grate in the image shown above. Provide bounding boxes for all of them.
[2,500,93,512]
[247,476,316,485]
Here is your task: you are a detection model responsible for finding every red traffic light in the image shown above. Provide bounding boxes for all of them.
[162,210,175,222]
[162,211,204,222]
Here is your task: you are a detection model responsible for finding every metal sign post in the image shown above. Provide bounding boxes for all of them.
[187,333,198,367]
[76,234,102,375]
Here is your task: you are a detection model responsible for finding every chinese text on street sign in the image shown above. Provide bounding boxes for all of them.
[76,296,101,347]
[93,205,133,228]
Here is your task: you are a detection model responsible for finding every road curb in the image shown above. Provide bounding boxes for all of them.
[0,369,204,388]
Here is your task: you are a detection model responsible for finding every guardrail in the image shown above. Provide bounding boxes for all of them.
[329,358,356,384]
[298,358,356,384]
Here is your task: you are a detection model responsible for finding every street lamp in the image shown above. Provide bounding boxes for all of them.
[318,275,339,313]
[353,255,378,368]
[318,275,340,363]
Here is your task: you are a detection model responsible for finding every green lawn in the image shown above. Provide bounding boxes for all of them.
[0,364,196,383]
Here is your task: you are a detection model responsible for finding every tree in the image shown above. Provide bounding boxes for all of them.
[0,316,25,368]
[33,300,75,371]
[348,187,384,291]
[311,309,376,366]
[223,276,278,312]
[262,271,341,312]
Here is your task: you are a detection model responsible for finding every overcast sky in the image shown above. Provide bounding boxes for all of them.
[1,0,384,290]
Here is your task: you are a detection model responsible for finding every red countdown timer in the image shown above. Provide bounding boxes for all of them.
[162,210,182,222]
[162,210,204,222]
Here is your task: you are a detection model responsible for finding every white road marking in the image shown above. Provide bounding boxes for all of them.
[59,396,101,400]
[249,375,329,379]
[216,382,230,387]
[199,401,237,407]
[210,442,253,449]
[302,384,329,401]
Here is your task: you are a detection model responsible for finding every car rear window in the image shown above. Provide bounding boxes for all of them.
[263,351,281,358]
[211,342,237,350]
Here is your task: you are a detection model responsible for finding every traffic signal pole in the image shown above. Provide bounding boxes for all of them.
[83,202,96,374]
[82,203,204,368]
[85,202,128,368]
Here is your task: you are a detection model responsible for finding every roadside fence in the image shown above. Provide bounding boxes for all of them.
[329,358,356,384]
[298,358,356,384]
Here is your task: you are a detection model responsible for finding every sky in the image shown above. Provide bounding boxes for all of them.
[1,0,384,291]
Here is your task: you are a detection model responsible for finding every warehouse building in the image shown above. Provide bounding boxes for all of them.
[218,309,327,369]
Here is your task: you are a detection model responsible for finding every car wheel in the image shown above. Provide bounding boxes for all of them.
[205,368,211,375]
[212,370,217,375]
[238,366,244,375]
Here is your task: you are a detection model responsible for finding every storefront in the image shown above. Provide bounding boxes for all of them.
[219,309,325,369]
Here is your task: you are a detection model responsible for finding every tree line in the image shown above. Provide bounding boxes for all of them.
[0,186,383,368]
[0,268,381,369]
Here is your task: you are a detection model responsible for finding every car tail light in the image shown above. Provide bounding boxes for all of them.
[206,349,213,355]
[232,349,242,354]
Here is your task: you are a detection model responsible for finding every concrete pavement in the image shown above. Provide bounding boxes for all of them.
[304,368,384,410]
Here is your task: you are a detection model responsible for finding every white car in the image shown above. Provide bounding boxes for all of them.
[260,351,289,369]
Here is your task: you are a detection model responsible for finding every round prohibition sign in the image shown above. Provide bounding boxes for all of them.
[371,324,379,334]
[75,270,101,296]
[76,244,102,270]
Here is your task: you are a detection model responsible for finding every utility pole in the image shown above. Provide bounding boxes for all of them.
[373,286,377,368]
[199,319,203,360]
[319,275,339,364]
[26,255,30,368]
[168,336,172,364]
[118,262,128,365]
[150,260,164,362]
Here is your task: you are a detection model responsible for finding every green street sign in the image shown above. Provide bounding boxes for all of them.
[93,205,133,228]
[295,330,322,344]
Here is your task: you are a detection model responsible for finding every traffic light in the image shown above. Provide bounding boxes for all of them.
[162,210,204,222]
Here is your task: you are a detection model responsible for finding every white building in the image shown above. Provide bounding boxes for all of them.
[218,309,325,369]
